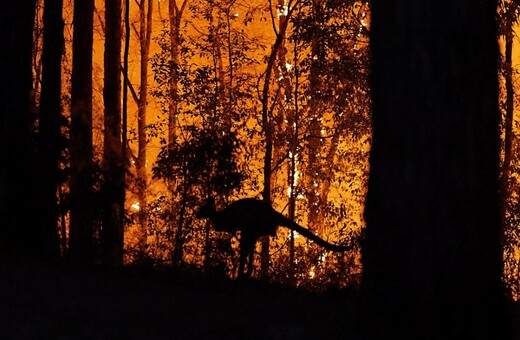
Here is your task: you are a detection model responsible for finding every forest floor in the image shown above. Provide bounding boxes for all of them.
[2,262,520,339]
[0,262,363,339]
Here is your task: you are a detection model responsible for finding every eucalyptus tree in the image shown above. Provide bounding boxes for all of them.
[134,0,154,249]
[69,0,95,264]
[363,0,507,337]
[0,0,41,260]
[37,0,66,260]
[498,0,520,300]
[167,0,189,144]
[101,0,125,266]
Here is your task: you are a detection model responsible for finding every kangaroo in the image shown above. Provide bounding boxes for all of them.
[196,197,353,278]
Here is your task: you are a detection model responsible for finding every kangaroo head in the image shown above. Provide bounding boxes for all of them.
[196,197,216,219]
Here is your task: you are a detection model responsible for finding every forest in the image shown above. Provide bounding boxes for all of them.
[2,0,520,338]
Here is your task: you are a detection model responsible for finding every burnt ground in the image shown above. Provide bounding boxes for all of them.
[3,262,520,339]
[0,263,362,339]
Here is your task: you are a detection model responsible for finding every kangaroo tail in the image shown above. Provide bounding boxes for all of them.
[281,216,354,252]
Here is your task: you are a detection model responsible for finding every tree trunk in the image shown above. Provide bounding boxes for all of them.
[0,0,38,260]
[136,0,153,250]
[275,0,298,278]
[502,14,514,181]
[69,0,95,265]
[168,0,187,144]
[258,0,297,280]
[123,0,130,174]
[362,1,507,338]
[500,5,515,244]
[305,1,324,236]
[37,0,64,261]
[102,0,125,267]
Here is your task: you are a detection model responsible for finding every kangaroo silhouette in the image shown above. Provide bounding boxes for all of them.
[196,197,353,278]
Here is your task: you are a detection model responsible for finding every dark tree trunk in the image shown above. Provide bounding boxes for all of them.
[38,0,65,261]
[258,0,295,279]
[136,0,153,250]
[305,1,325,236]
[69,0,95,265]
[102,0,125,267]
[500,4,516,244]
[167,0,187,145]
[362,0,507,338]
[123,0,130,178]
[502,14,514,185]
[0,0,38,260]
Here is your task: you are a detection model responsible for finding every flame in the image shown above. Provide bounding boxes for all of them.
[309,266,316,279]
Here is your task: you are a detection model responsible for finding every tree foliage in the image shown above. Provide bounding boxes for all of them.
[142,0,369,287]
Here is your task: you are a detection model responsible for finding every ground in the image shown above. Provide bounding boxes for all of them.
[0,263,362,339]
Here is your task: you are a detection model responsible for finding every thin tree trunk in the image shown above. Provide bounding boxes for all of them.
[136,0,153,250]
[32,3,43,109]
[38,0,64,261]
[102,0,125,266]
[167,0,188,144]
[275,0,297,279]
[258,0,298,279]
[306,5,325,234]
[286,43,298,283]
[500,9,515,240]
[58,184,68,256]
[318,128,341,203]
[122,0,130,247]
[172,186,188,266]
[225,5,235,115]
[69,0,95,265]
[167,1,188,266]
[123,0,130,158]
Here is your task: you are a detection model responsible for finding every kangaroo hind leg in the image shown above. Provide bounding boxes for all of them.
[237,237,256,279]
